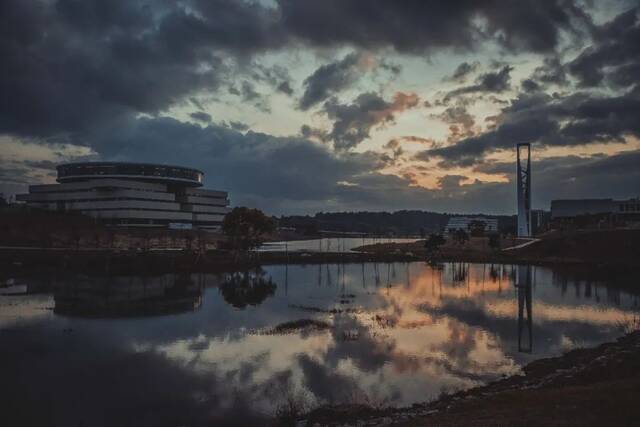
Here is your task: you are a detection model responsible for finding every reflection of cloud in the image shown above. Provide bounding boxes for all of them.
[419,296,622,364]
[431,320,479,368]
[4,261,638,419]
[297,354,364,403]
[326,313,397,372]
[0,324,270,426]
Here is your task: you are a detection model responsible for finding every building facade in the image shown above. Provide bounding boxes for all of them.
[444,216,498,234]
[550,198,640,219]
[17,162,230,230]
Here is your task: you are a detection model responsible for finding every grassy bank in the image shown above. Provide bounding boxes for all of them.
[354,229,640,270]
[0,247,422,277]
[2,229,639,278]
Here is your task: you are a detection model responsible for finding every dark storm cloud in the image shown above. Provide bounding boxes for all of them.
[237,81,271,112]
[423,85,640,167]
[532,56,568,85]
[0,0,596,140]
[533,151,640,200]
[323,92,420,151]
[472,151,640,206]
[2,0,636,214]
[86,116,387,209]
[418,9,640,167]
[521,79,542,93]
[0,0,600,149]
[0,166,31,185]
[22,112,635,214]
[443,66,513,102]
[0,0,229,136]
[299,53,363,110]
[277,0,591,53]
[189,111,212,123]
[249,63,295,96]
[228,121,250,132]
[73,115,512,213]
[300,125,331,144]
[446,61,480,82]
[568,7,639,88]
[435,106,476,142]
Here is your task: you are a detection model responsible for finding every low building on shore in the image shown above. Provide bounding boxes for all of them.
[550,198,640,229]
[444,216,498,235]
[551,198,640,218]
[16,162,230,230]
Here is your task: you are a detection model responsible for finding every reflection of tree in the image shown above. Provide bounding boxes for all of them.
[451,263,468,285]
[219,269,277,309]
[489,264,500,282]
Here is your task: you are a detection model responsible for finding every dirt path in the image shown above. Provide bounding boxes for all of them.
[501,237,540,251]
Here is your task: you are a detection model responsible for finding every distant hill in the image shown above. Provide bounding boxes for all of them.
[277,210,516,236]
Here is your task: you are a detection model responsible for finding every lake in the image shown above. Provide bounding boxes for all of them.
[257,237,419,252]
[1,262,638,426]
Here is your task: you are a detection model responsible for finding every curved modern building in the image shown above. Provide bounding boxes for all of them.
[17,162,229,230]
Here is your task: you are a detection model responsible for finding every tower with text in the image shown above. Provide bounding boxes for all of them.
[517,143,532,237]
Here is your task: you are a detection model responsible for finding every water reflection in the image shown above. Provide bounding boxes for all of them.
[1,262,639,426]
[219,268,278,309]
[54,273,204,317]
[258,237,418,253]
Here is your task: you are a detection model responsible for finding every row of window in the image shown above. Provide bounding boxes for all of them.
[58,164,203,183]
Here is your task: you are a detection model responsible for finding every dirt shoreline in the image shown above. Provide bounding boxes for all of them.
[301,331,640,426]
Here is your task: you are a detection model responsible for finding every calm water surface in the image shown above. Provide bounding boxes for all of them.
[258,237,418,252]
[1,262,639,426]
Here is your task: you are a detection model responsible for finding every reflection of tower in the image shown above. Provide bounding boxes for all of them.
[54,273,203,317]
[516,265,533,353]
[517,143,532,237]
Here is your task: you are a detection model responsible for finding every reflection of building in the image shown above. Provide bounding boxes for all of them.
[16,162,230,230]
[444,216,498,234]
[54,274,203,317]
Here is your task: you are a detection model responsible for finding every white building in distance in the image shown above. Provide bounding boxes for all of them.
[551,198,640,218]
[444,216,498,234]
[16,162,230,230]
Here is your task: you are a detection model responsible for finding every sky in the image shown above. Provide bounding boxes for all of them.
[1,0,639,215]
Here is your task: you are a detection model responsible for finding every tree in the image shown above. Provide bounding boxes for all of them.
[453,228,469,246]
[424,233,446,257]
[222,207,275,252]
[469,220,487,237]
[488,233,501,251]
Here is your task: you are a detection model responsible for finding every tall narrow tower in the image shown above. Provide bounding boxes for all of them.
[517,143,532,237]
